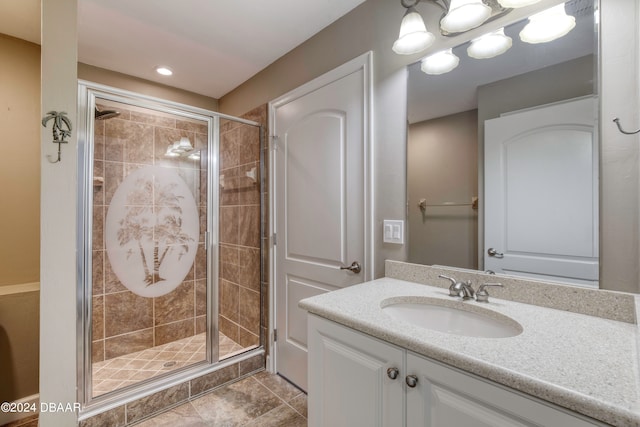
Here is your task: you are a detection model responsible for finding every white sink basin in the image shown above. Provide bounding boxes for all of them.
[381,297,522,338]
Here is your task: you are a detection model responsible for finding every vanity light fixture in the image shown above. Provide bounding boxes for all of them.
[440,0,492,33]
[393,0,511,55]
[496,0,541,8]
[467,27,512,59]
[519,3,575,44]
[155,66,173,76]
[421,48,460,75]
[392,5,436,55]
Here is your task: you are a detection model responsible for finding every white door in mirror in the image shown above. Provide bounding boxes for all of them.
[484,96,598,287]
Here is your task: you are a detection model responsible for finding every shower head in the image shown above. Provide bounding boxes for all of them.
[95,107,120,120]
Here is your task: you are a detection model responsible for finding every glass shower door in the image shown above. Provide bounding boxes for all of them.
[85,94,214,399]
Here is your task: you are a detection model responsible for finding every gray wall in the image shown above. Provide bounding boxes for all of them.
[407,110,479,269]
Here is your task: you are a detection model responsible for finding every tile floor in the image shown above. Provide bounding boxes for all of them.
[1,371,307,427]
[93,332,248,396]
[134,371,307,426]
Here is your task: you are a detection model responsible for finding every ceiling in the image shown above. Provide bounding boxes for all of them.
[0,0,366,99]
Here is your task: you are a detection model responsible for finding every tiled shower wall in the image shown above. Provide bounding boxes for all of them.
[218,105,267,350]
[92,104,209,363]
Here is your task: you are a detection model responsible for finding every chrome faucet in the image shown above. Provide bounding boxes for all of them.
[438,275,475,300]
[455,280,475,300]
[438,275,503,302]
[438,274,464,297]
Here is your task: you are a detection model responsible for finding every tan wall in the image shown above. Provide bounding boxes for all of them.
[0,34,41,405]
[0,34,40,287]
[78,63,219,111]
[407,110,478,269]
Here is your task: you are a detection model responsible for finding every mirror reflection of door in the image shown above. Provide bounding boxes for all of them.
[484,96,598,287]
[406,1,597,286]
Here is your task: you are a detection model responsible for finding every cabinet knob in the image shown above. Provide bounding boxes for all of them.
[387,367,399,380]
[406,375,418,388]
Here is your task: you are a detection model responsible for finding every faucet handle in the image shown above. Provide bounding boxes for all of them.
[476,283,503,303]
[438,275,460,297]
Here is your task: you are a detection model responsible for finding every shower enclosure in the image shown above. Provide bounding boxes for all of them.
[77,82,264,407]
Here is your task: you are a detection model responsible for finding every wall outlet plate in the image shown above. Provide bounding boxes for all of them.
[383,220,404,244]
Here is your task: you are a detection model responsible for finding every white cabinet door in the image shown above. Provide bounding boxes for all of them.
[308,315,404,427]
[406,352,602,427]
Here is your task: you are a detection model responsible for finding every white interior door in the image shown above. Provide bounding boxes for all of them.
[484,96,598,287]
[271,55,371,391]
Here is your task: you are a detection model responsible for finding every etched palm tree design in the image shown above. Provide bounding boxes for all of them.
[117,176,194,286]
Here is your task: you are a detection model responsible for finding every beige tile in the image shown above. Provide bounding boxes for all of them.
[239,205,261,248]
[288,394,308,418]
[176,119,208,135]
[245,404,307,427]
[154,319,194,346]
[219,315,240,343]
[253,371,303,402]
[104,291,153,337]
[104,329,154,359]
[92,296,104,340]
[220,206,240,244]
[220,132,239,170]
[238,125,261,165]
[221,260,240,284]
[92,205,104,250]
[238,246,261,291]
[91,339,105,363]
[220,280,239,323]
[126,383,189,424]
[104,161,124,205]
[195,279,207,316]
[190,377,280,425]
[195,243,207,280]
[134,402,207,427]
[239,327,260,348]
[239,354,265,376]
[92,250,104,296]
[239,287,261,334]
[154,280,195,326]
[190,363,239,396]
[79,405,125,427]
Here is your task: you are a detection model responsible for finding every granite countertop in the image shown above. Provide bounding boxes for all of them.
[299,277,640,426]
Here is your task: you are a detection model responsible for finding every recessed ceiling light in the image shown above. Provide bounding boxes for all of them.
[155,66,173,76]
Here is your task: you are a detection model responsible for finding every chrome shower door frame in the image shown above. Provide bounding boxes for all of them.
[76,81,262,414]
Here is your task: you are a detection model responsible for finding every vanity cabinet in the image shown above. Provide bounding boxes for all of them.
[308,314,604,427]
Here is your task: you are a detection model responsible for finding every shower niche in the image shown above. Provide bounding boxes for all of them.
[77,82,264,407]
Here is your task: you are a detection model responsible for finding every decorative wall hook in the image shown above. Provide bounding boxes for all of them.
[613,118,640,135]
[42,111,73,163]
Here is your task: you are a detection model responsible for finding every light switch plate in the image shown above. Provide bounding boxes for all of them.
[383,220,404,244]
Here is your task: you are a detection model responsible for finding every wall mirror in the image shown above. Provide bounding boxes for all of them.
[406,0,599,288]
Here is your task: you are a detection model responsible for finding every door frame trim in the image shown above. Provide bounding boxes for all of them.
[267,51,374,373]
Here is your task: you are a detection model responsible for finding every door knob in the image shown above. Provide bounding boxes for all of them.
[340,261,361,274]
[405,375,418,388]
[487,248,504,258]
[387,367,399,380]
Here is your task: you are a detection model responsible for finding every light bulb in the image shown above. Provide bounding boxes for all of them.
[441,0,491,33]
[467,28,513,59]
[421,49,460,75]
[520,4,576,44]
[392,7,435,55]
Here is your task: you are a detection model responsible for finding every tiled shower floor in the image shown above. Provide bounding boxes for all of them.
[92,332,248,396]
